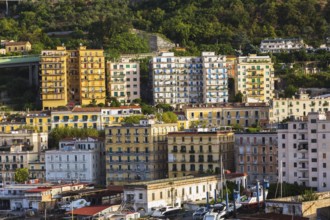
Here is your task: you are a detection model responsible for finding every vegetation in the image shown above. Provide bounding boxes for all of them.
[0,0,329,55]
[48,127,102,149]
[14,168,29,183]
[299,189,319,202]
[267,182,310,199]
[122,115,145,124]
[159,112,178,123]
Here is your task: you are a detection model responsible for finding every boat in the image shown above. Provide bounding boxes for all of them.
[203,212,224,220]
[239,185,268,208]
[60,198,91,211]
[151,206,183,218]
[193,207,208,220]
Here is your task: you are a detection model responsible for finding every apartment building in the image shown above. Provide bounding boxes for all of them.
[183,103,271,128]
[271,92,330,123]
[107,58,140,104]
[235,132,278,184]
[40,46,105,109]
[278,112,330,191]
[25,111,51,133]
[151,52,228,106]
[260,38,306,53]
[51,107,102,130]
[0,130,48,184]
[45,137,105,185]
[167,128,235,178]
[123,174,247,214]
[236,54,274,102]
[105,119,177,185]
[100,106,142,128]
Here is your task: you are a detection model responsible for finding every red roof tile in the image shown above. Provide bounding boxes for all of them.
[68,205,111,216]
[102,106,141,110]
[26,188,49,193]
[72,107,101,112]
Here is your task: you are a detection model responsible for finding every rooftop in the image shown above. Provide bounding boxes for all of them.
[68,205,112,216]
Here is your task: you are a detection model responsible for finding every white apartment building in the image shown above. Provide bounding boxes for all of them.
[278,112,330,191]
[152,52,228,106]
[123,175,247,214]
[235,132,278,184]
[260,38,306,53]
[271,92,330,123]
[107,58,140,104]
[236,54,274,102]
[45,137,106,185]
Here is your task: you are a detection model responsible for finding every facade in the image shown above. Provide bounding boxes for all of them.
[5,41,32,53]
[40,46,106,109]
[236,54,274,102]
[100,106,142,129]
[123,174,247,214]
[25,111,52,133]
[107,58,140,104]
[105,119,177,185]
[183,103,271,128]
[151,52,228,105]
[167,128,235,178]
[271,92,330,123]
[278,112,330,191]
[51,107,102,130]
[260,38,306,53]
[235,132,278,184]
[0,130,47,184]
[45,137,105,185]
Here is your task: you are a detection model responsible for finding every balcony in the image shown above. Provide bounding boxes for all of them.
[171,149,178,153]
[297,157,308,162]
[180,149,187,153]
[189,150,195,153]
[298,144,308,151]
[297,166,308,171]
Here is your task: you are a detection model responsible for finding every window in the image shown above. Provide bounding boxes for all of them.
[312,177,317,181]
[323,163,327,168]
[152,193,155,200]
[282,143,286,148]
[311,119,316,123]
[312,158,317,162]
[282,134,285,139]
[312,168,317,172]
[311,139,317,143]
[139,193,143,199]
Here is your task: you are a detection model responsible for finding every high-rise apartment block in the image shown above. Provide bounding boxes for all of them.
[235,132,278,184]
[151,52,228,105]
[278,112,330,191]
[40,46,106,109]
[167,128,235,178]
[236,54,274,102]
[105,119,177,185]
[107,58,140,104]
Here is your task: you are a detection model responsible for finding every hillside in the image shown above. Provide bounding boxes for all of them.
[0,0,329,55]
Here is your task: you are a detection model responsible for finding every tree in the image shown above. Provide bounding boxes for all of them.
[15,168,29,183]
[161,112,178,123]
[300,189,319,202]
[234,92,243,102]
[122,115,144,124]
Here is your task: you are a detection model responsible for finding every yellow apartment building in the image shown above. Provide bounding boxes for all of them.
[78,46,106,105]
[51,107,102,130]
[167,128,235,178]
[40,46,105,109]
[25,111,51,133]
[100,106,142,128]
[236,54,274,102]
[105,119,177,186]
[40,47,68,109]
[183,103,271,128]
[0,122,26,133]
